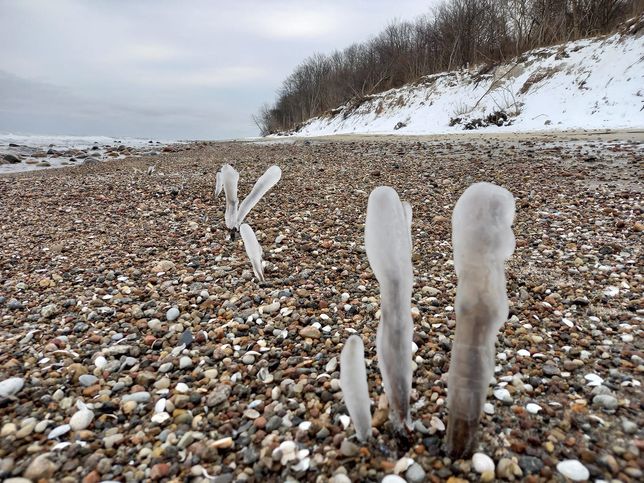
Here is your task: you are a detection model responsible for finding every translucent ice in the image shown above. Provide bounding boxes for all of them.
[340,335,372,442]
[240,223,265,281]
[221,164,239,230]
[446,182,515,458]
[237,165,282,226]
[365,186,413,432]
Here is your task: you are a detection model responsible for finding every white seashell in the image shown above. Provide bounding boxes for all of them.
[584,373,604,386]
[0,377,24,397]
[155,398,166,413]
[48,424,71,439]
[52,442,72,450]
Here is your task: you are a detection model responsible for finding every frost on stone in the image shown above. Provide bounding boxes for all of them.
[215,170,223,198]
[446,182,515,458]
[221,164,240,230]
[240,223,265,281]
[237,165,282,226]
[365,186,413,433]
[340,335,372,442]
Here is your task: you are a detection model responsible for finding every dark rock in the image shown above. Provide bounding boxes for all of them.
[518,456,544,474]
[3,154,22,164]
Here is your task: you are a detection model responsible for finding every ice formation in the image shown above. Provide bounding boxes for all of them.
[340,335,372,442]
[446,182,516,458]
[215,171,223,198]
[365,186,414,432]
[236,165,282,226]
[220,164,239,230]
[239,223,265,281]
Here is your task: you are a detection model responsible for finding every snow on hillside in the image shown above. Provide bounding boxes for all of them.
[283,25,643,137]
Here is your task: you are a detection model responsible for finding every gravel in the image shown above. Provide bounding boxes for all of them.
[0,135,641,481]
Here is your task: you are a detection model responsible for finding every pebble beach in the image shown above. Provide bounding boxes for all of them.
[0,133,642,482]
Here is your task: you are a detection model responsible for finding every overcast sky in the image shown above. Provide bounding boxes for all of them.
[0,0,437,140]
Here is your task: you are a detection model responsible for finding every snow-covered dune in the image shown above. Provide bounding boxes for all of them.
[283,23,643,137]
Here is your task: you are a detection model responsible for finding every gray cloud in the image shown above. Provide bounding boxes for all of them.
[0,0,436,139]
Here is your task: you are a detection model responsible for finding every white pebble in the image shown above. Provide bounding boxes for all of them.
[382,476,406,483]
[166,307,180,321]
[179,356,193,369]
[152,412,170,424]
[584,373,603,386]
[493,388,512,403]
[472,452,495,474]
[557,459,590,481]
[526,403,542,414]
[69,409,94,431]
[94,356,107,369]
[155,398,166,413]
[0,377,24,397]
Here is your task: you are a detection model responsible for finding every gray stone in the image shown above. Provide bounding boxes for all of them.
[3,154,22,164]
[166,307,180,321]
[340,440,359,457]
[207,385,231,407]
[592,394,618,410]
[79,374,98,387]
[406,463,427,483]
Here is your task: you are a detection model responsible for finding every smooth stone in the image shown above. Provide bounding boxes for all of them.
[299,326,321,339]
[405,463,426,483]
[69,409,94,430]
[556,460,590,481]
[340,440,359,457]
[79,374,98,387]
[472,453,495,474]
[179,356,193,369]
[104,433,124,449]
[94,356,107,369]
[261,302,280,314]
[158,362,173,373]
[0,377,24,397]
[381,476,406,483]
[526,403,542,414]
[166,307,180,321]
[122,391,151,403]
[592,394,618,410]
[24,453,58,480]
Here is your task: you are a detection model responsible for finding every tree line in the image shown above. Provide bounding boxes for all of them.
[255,0,643,135]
